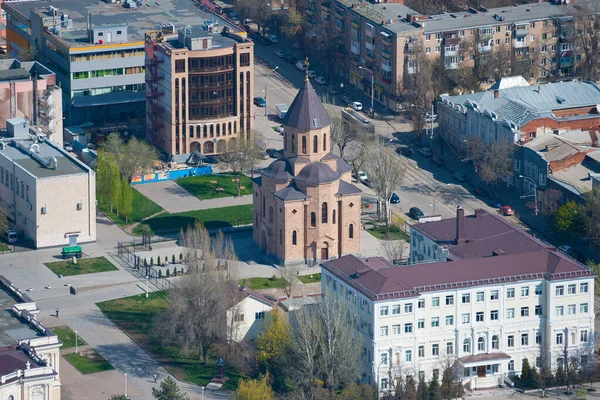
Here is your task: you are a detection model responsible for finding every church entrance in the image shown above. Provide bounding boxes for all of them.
[321,247,328,260]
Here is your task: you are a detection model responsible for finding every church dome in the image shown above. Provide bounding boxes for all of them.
[261,160,292,181]
[294,162,340,184]
[282,80,332,130]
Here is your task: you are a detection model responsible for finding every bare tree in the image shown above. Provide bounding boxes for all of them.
[345,134,376,184]
[402,41,434,140]
[470,139,514,190]
[278,262,299,298]
[573,4,600,81]
[236,0,273,35]
[365,143,406,226]
[223,136,260,196]
[536,188,563,216]
[534,344,554,397]
[381,240,406,264]
[325,106,365,160]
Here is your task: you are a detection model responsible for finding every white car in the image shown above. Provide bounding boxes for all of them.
[307,70,317,79]
[64,143,73,152]
[295,61,306,72]
[315,76,327,85]
[273,49,286,58]
[264,34,278,43]
[358,171,368,182]
[350,101,363,111]
[275,125,285,133]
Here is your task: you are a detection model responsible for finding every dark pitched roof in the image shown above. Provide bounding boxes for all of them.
[320,153,353,173]
[252,176,262,186]
[294,162,340,184]
[225,284,277,308]
[0,347,40,376]
[283,80,332,130]
[336,180,362,196]
[322,252,594,301]
[273,185,310,201]
[412,209,551,259]
[261,160,293,181]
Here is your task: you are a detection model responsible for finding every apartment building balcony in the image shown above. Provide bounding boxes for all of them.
[515,28,529,36]
[514,40,528,49]
[351,40,360,55]
[351,21,360,29]
[560,56,574,67]
[366,53,375,62]
[321,2,330,10]
[479,33,492,42]
[382,62,392,72]
[445,62,458,70]
[382,48,392,58]
[335,8,344,18]
[366,41,376,51]
[444,48,458,57]
[306,8,315,16]
[478,45,492,53]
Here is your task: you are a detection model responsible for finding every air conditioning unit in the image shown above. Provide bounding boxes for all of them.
[41,207,47,215]
[76,202,83,210]
[27,203,32,211]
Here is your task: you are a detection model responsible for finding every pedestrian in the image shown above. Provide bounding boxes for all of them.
[153,373,158,383]
[55,308,59,318]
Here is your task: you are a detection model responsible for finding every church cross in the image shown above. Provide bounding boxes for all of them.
[304,57,310,81]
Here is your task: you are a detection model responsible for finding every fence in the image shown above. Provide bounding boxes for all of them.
[130,165,212,185]
[116,241,173,292]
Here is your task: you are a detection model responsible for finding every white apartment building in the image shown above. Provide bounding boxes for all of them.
[0,121,96,248]
[321,251,595,392]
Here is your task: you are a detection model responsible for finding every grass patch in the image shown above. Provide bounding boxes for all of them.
[133,204,253,235]
[97,293,246,389]
[176,174,253,200]
[367,225,410,241]
[240,276,288,290]
[53,326,87,349]
[98,188,163,227]
[44,256,118,277]
[63,350,114,374]
[298,273,321,284]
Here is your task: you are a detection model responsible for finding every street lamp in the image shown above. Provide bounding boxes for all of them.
[376,358,387,399]
[202,386,205,400]
[75,330,78,354]
[519,175,538,215]
[359,66,374,117]
[264,66,279,117]
[124,373,128,398]
[146,275,149,298]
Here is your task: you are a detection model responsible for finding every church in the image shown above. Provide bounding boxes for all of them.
[252,72,362,263]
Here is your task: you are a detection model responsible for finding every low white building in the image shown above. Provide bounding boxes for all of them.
[0,123,96,248]
[321,251,595,393]
[227,286,276,342]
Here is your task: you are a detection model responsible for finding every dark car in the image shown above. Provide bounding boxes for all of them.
[390,193,400,204]
[254,97,267,107]
[409,207,424,220]
[396,146,414,157]
[432,157,445,167]
[473,187,488,197]
[284,54,298,64]
[266,148,279,158]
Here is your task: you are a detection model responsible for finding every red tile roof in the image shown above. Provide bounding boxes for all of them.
[411,209,552,259]
[0,346,40,376]
[323,252,594,301]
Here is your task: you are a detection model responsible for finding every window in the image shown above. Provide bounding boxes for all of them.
[349,224,354,239]
[580,283,589,293]
[426,34,431,41]
[310,212,316,227]
[405,303,413,313]
[505,38,510,44]
[380,326,389,336]
[405,323,413,333]
[381,352,388,365]
[521,287,530,297]
[269,207,274,223]
[380,306,389,316]
[405,350,412,362]
[255,311,265,320]
[507,335,514,347]
[536,331,542,344]
[292,230,297,245]
[323,134,326,152]
[476,292,484,302]
[535,305,543,316]
[445,295,454,306]
[445,315,454,325]
[567,304,576,315]
[555,306,564,316]
[476,312,484,322]
[447,342,454,355]
[431,317,440,327]
[490,310,498,320]
[418,319,425,329]
[463,339,471,353]
[492,335,499,349]
[418,299,425,309]
[477,337,485,351]
[313,135,318,153]
[234,313,244,322]
[393,324,401,335]
[556,333,563,345]
[432,297,440,307]
[435,46,441,52]
[568,284,576,295]
[556,286,564,296]
[519,307,529,317]
[581,330,588,342]
[175,59,185,73]
[462,293,470,304]
[432,344,439,356]
[507,308,515,319]
[580,303,588,313]
[508,360,515,371]
[418,345,425,357]
[490,290,499,300]
[462,313,470,324]
[426,47,431,54]
[521,333,529,346]
[392,305,401,315]
[332,209,336,224]
[506,288,515,298]
[302,136,307,153]
[321,202,328,223]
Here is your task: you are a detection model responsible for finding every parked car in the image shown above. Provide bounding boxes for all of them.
[473,187,488,197]
[358,170,368,182]
[273,49,286,58]
[264,34,278,43]
[315,76,327,85]
[558,245,574,256]
[396,146,414,157]
[231,17,240,25]
[259,152,269,160]
[275,125,285,133]
[266,148,279,158]
[432,157,444,167]
[350,101,363,111]
[64,143,74,152]
[253,97,266,107]
[418,147,432,157]
[307,70,317,79]
[390,193,400,204]
[284,54,298,64]
[499,205,514,216]
[362,178,373,188]
[295,61,307,72]
[409,207,424,220]
[452,172,467,182]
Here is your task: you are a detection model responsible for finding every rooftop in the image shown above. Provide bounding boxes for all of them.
[283,79,332,130]
[524,129,597,162]
[322,251,593,300]
[0,289,39,347]
[551,161,600,194]
[4,0,241,48]
[0,59,54,82]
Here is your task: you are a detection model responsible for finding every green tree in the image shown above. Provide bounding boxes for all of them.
[404,375,418,400]
[521,358,532,382]
[440,365,457,399]
[428,372,440,400]
[281,9,304,39]
[152,376,189,400]
[339,383,376,400]
[119,175,133,223]
[417,374,428,400]
[102,133,159,178]
[553,201,581,234]
[235,373,274,400]
[256,309,290,368]
[110,166,122,214]
[109,396,129,400]
[555,363,566,386]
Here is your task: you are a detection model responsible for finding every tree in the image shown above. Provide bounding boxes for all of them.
[402,40,434,140]
[101,133,158,178]
[573,4,600,81]
[119,175,133,223]
[325,106,365,160]
[281,9,304,40]
[152,376,189,400]
[553,201,582,234]
[278,263,299,298]
[404,375,418,400]
[340,383,377,400]
[365,143,406,227]
[579,189,600,246]
[223,136,260,196]
[475,141,514,189]
[0,210,8,239]
[235,373,274,400]
[555,363,566,387]
[381,240,406,264]
[427,372,440,400]
[416,374,428,400]
[440,365,456,399]
[109,396,129,400]
[520,358,533,383]
[110,167,122,214]
[537,188,563,216]
[236,0,272,35]
[535,346,554,397]
[256,309,290,368]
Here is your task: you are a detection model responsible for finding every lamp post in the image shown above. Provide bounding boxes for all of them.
[376,358,386,399]
[75,330,78,354]
[264,66,279,117]
[202,386,205,400]
[124,373,128,398]
[145,275,149,299]
[359,66,374,117]
[519,175,538,215]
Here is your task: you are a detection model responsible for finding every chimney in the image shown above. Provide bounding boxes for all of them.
[493,89,499,99]
[456,206,466,245]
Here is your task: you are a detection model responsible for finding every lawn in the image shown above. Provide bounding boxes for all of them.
[44,256,118,277]
[176,174,253,200]
[240,276,288,290]
[133,204,253,235]
[98,188,163,227]
[53,326,87,349]
[298,273,321,284]
[63,350,114,374]
[367,225,410,241]
[96,293,246,390]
